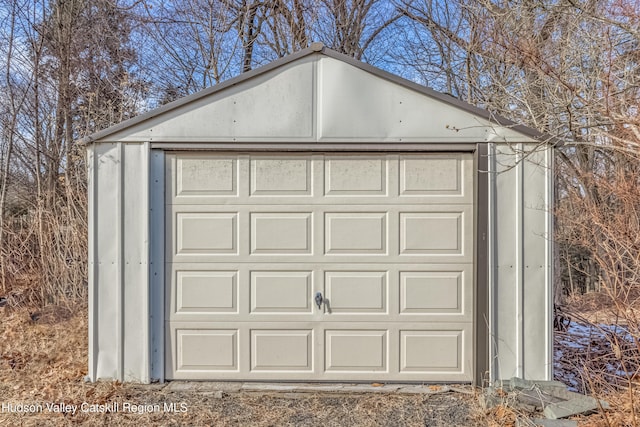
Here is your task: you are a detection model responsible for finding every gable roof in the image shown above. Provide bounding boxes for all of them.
[81,42,549,145]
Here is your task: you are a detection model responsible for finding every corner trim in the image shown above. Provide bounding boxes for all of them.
[149,149,166,382]
[475,143,490,386]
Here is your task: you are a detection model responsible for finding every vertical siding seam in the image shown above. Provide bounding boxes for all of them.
[141,142,150,383]
[312,56,318,141]
[477,144,491,385]
[149,150,166,383]
[159,152,166,383]
[471,150,476,382]
[487,143,497,382]
[516,143,525,377]
[117,143,124,381]
[547,148,554,380]
[88,145,97,380]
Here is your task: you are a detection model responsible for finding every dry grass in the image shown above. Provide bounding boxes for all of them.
[2,292,634,426]
[482,391,640,427]
[0,304,87,402]
[554,292,640,427]
[0,303,485,426]
[577,391,640,427]
[484,404,518,427]
[565,291,640,326]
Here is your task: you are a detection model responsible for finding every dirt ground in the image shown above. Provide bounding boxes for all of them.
[2,298,632,426]
[0,303,487,426]
[0,386,485,426]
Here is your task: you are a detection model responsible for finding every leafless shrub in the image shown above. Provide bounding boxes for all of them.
[0,184,87,307]
[554,157,640,425]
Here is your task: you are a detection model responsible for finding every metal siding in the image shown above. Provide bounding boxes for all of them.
[94,55,538,144]
[142,142,152,382]
[150,150,166,382]
[493,144,520,379]
[516,144,525,378]
[317,57,535,143]
[474,144,490,386]
[83,44,550,146]
[102,57,315,143]
[491,144,553,381]
[117,143,124,381]
[487,144,497,380]
[87,145,97,381]
[522,148,552,380]
[90,142,151,381]
[122,143,150,381]
[547,149,555,380]
[94,143,120,379]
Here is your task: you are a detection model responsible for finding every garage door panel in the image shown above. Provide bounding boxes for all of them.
[173,155,238,198]
[399,155,471,198]
[400,330,465,373]
[325,157,387,196]
[166,322,472,380]
[250,271,312,313]
[176,213,238,255]
[325,330,387,372]
[251,330,313,371]
[169,153,470,205]
[166,153,474,382]
[250,213,312,254]
[171,196,472,205]
[176,271,237,314]
[168,263,472,322]
[173,254,471,264]
[169,204,472,264]
[325,271,387,314]
[399,209,473,262]
[325,213,386,254]
[400,212,462,253]
[250,157,312,196]
[400,271,463,315]
[175,329,239,372]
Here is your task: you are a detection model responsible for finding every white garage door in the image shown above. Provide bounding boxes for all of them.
[165,152,474,381]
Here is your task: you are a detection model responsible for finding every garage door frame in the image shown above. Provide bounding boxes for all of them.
[148,142,489,385]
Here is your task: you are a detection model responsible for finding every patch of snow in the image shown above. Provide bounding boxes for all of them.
[554,321,638,392]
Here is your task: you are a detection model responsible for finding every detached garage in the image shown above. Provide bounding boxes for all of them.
[83,43,553,385]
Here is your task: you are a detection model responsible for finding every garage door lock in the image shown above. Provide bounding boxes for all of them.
[314,292,324,310]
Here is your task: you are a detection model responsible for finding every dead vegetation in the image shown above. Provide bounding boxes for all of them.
[0,1,639,426]
[556,307,640,394]
[554,294,640,427]
[482,392,639,427]
[0,303,486,426]
[0,296,634,427]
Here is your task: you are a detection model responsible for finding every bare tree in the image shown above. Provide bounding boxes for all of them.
[260,0,310,56]
[139,0,240,100]
[394,0,481,100]
[0,0,145,305]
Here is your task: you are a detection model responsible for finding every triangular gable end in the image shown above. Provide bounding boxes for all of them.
[83,44,542,145]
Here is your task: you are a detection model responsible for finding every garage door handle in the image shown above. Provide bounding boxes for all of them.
[314,292,323,310]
